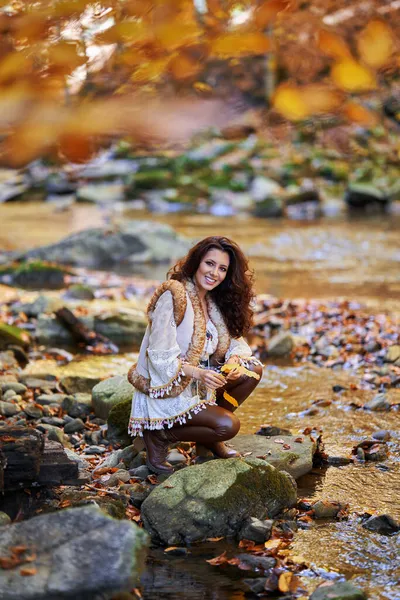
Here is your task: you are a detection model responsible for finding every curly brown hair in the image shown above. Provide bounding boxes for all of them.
[168,236,254,338]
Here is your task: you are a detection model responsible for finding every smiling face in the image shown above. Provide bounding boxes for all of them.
[194,248,230,295]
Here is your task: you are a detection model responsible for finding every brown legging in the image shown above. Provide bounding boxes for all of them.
[166,362,263,444]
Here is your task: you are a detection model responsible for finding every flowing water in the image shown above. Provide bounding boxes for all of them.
[1,202,400,599]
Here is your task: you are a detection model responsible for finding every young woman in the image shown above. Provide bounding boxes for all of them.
[128,236,263,474]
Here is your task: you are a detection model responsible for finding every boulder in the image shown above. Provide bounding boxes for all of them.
[0,323,30,349]
[267,332,294,357]
[239,516,273,543]
[252,196,284,218]
[345,183,390,211]
[92,375,134,420]
[60,376,101,395]
[364,393,391,411]
[14,221,190,268]
[385,345,400,364]
[0,505,148,600]
[362,514,400,535]
[310,581,367,600]
[230,434,315,479]
[106,398,132,447]
[36,311,146,348]
[141,458,297,545]
[250,176,283,202]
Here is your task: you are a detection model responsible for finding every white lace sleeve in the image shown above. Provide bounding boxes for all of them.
[147,291,184,398]
[225,336,253,360]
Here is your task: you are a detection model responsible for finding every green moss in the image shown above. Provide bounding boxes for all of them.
[108,398,131,430]
[207,460,296,518]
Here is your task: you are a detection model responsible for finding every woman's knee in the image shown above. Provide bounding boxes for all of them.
[215,411,240,440]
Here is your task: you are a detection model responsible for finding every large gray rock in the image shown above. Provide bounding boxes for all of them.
[310,581,367,600]
[267,332,294,357]
[92,375,134,420]
[36,310,146,348]
[14,221,190,268]
[0,505,148,600]
[230,435,315,479]
[141,458,297,545]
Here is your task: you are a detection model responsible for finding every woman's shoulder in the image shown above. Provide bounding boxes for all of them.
[147,279,187,325]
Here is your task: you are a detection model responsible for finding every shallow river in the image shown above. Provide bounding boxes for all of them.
[1,202,400,599]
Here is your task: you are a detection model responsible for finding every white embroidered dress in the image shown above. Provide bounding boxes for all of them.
[128,289,253,436]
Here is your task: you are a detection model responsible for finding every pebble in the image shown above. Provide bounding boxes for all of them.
[129,465,151,480]
[312,500,345,519]
[364,393,391,411]
[239,517,273,543]
[332,385,347,393]
[23,404,43,419]
[362,514,400,535]
[0,511,11,526]
[106,469,131,487]
[64,418,86,434]
[0,401,19,417]
[84,445,106,454]
[166,449,187,465]
[256,425,292,436]
[35,393,70,406]
[372,430,391,442]
[3,389,17,401]
[41,416,65,427]
[1,382,27,395]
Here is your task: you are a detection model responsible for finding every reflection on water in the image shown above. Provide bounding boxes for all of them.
[1,203,400,308]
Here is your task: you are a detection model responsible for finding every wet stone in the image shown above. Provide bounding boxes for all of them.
[3,389,17,401]
[123,482,151,508]
[23,404,43,419]
[1,382,27,395]
[364,393,391,411]
[312,500,345,519]
[0,512,11,526]
[0,401,19,417]
[372,430,391,442]
[64,418,86,434]
[166,449,187,465]
[84,445,106,454]
[362,514,400,535]
[129,465,151,480]
[106,469,131,487]
[243,578,268,595]
[256,425,292,437]
[234,553,276,573]
[239,517,273,543]
[41,416,66,427]
[35,393,69,406]
[310,581,367,600]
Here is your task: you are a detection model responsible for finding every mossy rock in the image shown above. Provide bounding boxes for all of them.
[0,323,31,349]
[64,284,95,301]
[230,435,315,479]
[107,397,132,447]
[310,581,367,600]
[141,458,297,545]
[0,261,68,290]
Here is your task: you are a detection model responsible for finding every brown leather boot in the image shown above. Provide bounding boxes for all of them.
[204,441,239,459]
[143,429,174,475]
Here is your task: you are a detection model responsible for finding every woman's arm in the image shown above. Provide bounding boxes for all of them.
[147,291,184,398]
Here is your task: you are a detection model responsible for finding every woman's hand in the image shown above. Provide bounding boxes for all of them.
[224,356,242,381]
[197,368,226,390]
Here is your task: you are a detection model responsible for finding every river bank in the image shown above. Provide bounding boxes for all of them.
[0,205,399,599]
